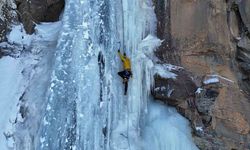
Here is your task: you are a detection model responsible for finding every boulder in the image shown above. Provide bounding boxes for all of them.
[16,0,65,34]
[153,69,197,106]
[152,68,204,133]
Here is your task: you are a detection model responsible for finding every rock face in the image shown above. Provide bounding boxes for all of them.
[16,0,65,34]
[0,0,17,58]
[153,69,204,134]
[153,69,197,105]
[0,0,64,57]
[0,0,17,42]
[238,0,250,33]
[152,0,250,149]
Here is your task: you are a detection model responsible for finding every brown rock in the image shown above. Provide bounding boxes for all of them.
[47,0,62,6]
[152,0,250,148]
[152,68,205,133]
[44,0,65,22]
[153,69,197,106]
[16,0,65,34]
[212,85,250,135]
[177,100,204,133]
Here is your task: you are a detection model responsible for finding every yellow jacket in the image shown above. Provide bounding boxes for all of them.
[118,52,131,70]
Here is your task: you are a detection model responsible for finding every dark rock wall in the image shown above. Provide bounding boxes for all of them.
[152,0,181,65]
[16,0,65,34]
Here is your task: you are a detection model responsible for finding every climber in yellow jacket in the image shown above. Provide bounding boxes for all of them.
[117,49,133,95]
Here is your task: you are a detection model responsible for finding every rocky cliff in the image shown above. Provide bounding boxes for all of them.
[152,0,250,149]
[0,0,65,58]
[0,0,64,37]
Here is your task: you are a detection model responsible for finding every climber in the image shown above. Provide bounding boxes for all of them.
[117,49,133,95]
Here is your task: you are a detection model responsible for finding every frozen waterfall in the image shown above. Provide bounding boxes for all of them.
[2,0,198,149]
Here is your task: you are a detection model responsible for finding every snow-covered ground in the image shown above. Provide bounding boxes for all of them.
[0,21,61,149]
[0,0,198,149]
[0,56,23,149]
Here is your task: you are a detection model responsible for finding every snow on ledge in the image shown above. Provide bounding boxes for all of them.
[153,64,182,79]
[195,88,203,94]
[203,77,219,85]
[211,75,234,83]
[7,25,34,46]
[195,126,204,132]
[0,56,23,149]
[203,74,234,85]
[154,65,177,79]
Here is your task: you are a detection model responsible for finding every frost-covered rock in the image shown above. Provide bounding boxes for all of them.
[0,24,34,58]
[0,0,17,42]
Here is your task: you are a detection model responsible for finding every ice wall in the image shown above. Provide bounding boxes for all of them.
[9,0,199,149]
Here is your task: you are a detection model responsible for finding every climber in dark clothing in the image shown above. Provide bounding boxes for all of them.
[117,49,133,95]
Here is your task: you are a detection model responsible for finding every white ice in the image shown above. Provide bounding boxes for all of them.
[153,64,178,79]
[143,100,198,150]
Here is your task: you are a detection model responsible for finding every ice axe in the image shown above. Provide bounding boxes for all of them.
[117,41,121,50]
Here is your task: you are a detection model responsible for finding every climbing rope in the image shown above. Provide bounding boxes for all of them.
[127,96,131,150]
[120,0,131,149]
[121,0,125,52]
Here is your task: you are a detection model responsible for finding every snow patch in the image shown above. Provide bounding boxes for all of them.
[203,76,219,85]
[203,74,234,85]
[154,86,166,91]
[195,126,204,132]
[7,25,34,46]
[195,88,203,94]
